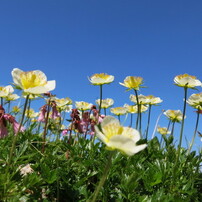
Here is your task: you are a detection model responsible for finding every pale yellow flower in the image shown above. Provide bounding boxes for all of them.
[110,107,127,116]
[124,104,148,113]
[12,68,56,94]
[157,126,171,135]
[5,93,20,101]
[130,94,162,105]
[96,98,114,109]
[119,76,143,90]
[187,93,202,110]
[12,106,21,113]
[89,73,114,85]
[75,101,93,111]
[95,116,147,156]
[174,73,201,88]
[54,97,72,107]
[25,108,39,118]
[0,85,14,97]
[164,110,184,122]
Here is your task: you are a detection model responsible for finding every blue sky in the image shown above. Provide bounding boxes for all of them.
[0,0,201,149]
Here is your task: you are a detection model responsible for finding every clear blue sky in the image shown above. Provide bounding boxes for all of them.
[0,0,201,149]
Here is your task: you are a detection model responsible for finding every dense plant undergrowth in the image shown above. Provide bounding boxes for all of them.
[0,69,201,201]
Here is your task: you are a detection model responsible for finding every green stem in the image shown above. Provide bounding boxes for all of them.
[42,99,51,153]
[1,97,3,106]
[177,87,188,152]
[98,85,103,114]
[145,104,152,140]
[134,89,140,129]
[188,109,200,153]
[89,151,115,202]
[129,113,133,127]
[170,122,175,136]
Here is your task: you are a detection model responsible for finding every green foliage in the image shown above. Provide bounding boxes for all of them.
[0,130,201,201]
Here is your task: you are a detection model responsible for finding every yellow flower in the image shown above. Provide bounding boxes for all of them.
[157,126,171,135]
[12,106,21,113]
[89,73,114,85]
[53,97,72,107]
[110,107,127,116]
[164,110,184,122]
[124,104,148,113]
[119,76,143,90]
[174,73,201,88]
[95,116,147,156]
[5,94,20,101]
[25,108,39,118]
[187,93,202,110]
[12,68,56,94]
[75,101,93,111]
[0,85,14,97]
[96,98,114,109]
[130,94,162,105]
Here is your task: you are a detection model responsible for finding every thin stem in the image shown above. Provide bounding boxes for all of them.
[118,115,120,122]
[151,110,165,139]
[98,85,103,114]
[88,151,115,202]
[1,97,3,107]
[188,109,200,153]
[129,113,133,127]
[177,87,188,152]
[145,104,152,140]
[134,89,140,129]
[170,121,175,136]
[42,99,51,153]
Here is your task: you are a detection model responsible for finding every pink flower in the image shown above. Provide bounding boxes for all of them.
[38,105,47,122]
[0,106,25,138]
[51,102,60,119]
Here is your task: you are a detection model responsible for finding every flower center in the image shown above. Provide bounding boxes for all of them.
[20,72,46,89]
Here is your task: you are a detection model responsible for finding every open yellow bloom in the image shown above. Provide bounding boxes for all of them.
[96,98,114,109]
[110,107,127,116]
[124,104,148,113]
[130,94,162,105]
[187,93,202,110]
[89,73,114,85]
[119,76,143,90]
[174,73,201,88]
[164,110,184,122]
[75,101,93,111]
[25,108,39,118]
[157,126,171,135]
[95,116,147,156]
[0,85,14,97]
[12,68,56,94]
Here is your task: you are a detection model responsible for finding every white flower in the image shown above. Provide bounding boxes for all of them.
[95,116,147,156]
[20,164,34,176]
[174,73,201,88]
[0,85,14,97]
[12,68,56,94]
[89,73,114,85]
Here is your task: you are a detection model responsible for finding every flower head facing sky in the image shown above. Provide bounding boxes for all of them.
[187,93,202,110]
[130,94,162,105]
[110,107,127,116]
[96,98,114,109]
[95,116,147,156]
[89,73,114,85]
[164,109,184,122]
[12,68,56,95]
[157,126,171,135]
[119,76,144,91]
[75,101,93,111]
[0,85,14,97]
[174,73,201,88]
